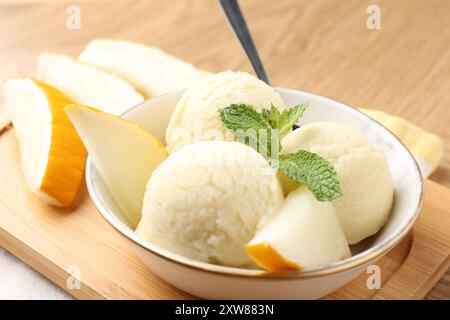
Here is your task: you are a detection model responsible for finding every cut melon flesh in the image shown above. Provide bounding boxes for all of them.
[65,105,168,228]
[4,79,86,207]
[37,53,144,115]
[246,187,351,272]
[79,39,208,98]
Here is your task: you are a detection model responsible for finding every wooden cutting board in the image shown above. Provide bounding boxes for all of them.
[0,127,449,299]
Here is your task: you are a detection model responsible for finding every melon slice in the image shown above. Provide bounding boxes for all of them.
[65,105,168,228]
[37,53,144,115]
[79,39,209,97]
[246,187,351,272]
[4,79,86,207]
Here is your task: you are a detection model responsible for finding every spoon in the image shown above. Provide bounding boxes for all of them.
[218,0,271,85]
[219,0,300,129]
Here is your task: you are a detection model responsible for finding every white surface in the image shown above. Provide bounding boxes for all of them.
[0,247,71,300]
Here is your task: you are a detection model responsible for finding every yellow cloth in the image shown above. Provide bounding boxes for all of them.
[360,109,443,174]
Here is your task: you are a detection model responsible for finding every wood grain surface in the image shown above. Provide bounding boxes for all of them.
[0,0,449,299]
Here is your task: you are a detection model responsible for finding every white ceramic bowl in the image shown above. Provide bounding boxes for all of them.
[86,88,423,299]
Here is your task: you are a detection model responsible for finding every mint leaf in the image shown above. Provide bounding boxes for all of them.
[261,105,282,129]
[279,150,342,201]
[220,104,273,157]
[219,104,268,130]
[219,101,343,201]
[260,102,308,136]
[278,102,308,135]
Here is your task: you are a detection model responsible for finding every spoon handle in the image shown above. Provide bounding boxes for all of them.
[219,0,271,85]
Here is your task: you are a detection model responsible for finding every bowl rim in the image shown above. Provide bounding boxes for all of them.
[86,87,424,280]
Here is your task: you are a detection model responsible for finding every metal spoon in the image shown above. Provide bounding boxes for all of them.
[219,0,301,129]
[218,0,271,85]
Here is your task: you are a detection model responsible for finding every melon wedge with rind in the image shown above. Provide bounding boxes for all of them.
[37,53,144,115]
[246,186,351,272]
[65,105,168,228]
[4,79,87,207]
[245,243,301,272]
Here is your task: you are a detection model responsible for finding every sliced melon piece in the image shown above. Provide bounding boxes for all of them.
[4,79,86,207]
[79,39,208,97]
[65,105,168,228]
[246,186,351,272]
[36,53,144,115]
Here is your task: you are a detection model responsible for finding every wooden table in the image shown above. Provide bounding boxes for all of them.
[0,0,449,299]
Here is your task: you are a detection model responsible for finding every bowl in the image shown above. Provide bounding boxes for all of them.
[86,88,423,299]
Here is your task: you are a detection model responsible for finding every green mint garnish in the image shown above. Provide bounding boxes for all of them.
[219,104,269,131]
[279,150,342,201]
[261,102,308,136]
[219,102,342,202]
[219,104,273,156]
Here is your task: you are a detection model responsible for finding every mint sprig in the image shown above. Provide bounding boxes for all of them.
[219,104,272,156]
[261,103,307,136]
[279,151,342,201]
[219,104,269,130]
[219,102,342,202]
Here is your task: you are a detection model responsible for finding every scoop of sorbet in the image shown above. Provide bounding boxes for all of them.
[136,141,284,268]
[165,71,285,152]
[280,122,394,244]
